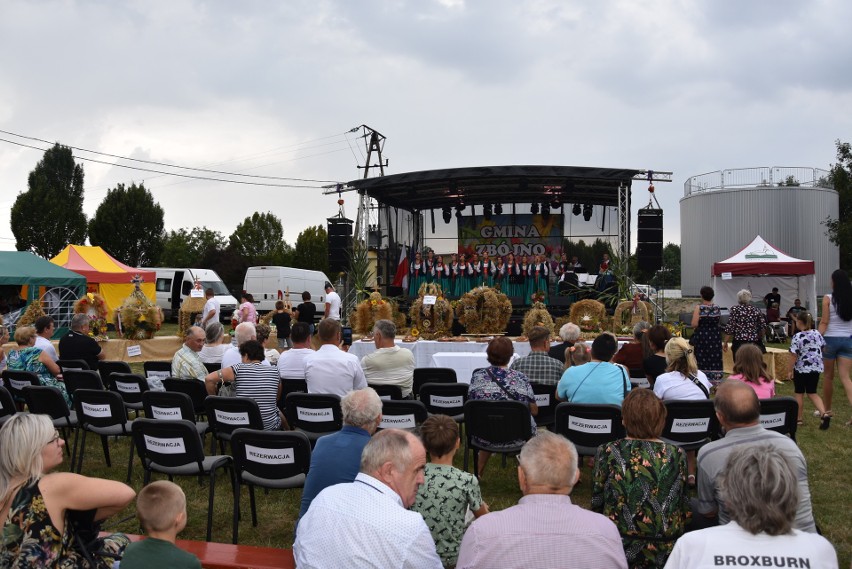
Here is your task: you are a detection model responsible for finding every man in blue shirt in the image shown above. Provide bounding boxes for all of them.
[556,333,631,405]
[296,387,383,528]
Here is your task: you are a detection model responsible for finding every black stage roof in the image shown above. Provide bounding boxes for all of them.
[344,165,643,211]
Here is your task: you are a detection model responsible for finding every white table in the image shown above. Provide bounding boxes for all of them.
[348,339,533,368]
[429,352,521,384]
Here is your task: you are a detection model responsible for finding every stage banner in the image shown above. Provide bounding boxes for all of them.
[458,214,564,258]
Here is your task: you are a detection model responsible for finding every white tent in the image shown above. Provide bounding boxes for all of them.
[711,235,817,314]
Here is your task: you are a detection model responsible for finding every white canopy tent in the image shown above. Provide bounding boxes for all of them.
[711,235,817,314]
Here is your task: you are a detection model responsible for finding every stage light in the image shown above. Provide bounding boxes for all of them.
[572,203,581,216]
[494,203,503,215]
[541,203,550,220]
[551,198,561,209]
[483,204,493,221]
[583,204,593,221]
[530,203,539,215]
[442,206,452,224]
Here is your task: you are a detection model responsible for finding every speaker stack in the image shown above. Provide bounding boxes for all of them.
[637,208,663,272]
[327,217,353,275]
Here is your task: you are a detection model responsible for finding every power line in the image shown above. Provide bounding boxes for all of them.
[0,128,345,184]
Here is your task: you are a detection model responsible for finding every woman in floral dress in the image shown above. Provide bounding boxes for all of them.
[723,289,767,358]
[6,326,70,407]
[690,285,724,384]
[592,388,690,568]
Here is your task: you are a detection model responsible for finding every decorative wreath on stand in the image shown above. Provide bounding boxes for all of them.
[612,299,650,335]
[352,291,395,335]
[408,283,454,340]
[522,302,555,337]
[116,275,162,340]
[455,286,512,336]
[73,293,109,339]
[568,299,608,340]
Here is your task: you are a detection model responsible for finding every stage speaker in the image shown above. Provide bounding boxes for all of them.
[327,218,353,275]
[637,208,663,272]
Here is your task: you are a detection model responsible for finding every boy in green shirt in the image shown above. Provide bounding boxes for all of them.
[411,415,489,568]
[120,481,201,569]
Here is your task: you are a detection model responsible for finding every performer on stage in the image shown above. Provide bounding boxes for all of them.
[434,255,449,294]
[470,252,482,287]
[531,254,550,304]
[493,255,507,291]
[570,255,583,270]
[599,252,612,274]
[409,251,427,296]
[424,250,435,283]
[555,253,570,280]
[505,252,522,299]
[449,253,460,297]
[520,255,533,304]
[456,253,472,297]
[480,251,495,287]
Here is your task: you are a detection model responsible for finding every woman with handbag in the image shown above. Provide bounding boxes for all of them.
[0,413,135,568]
[468,337,537,479]
[690,285,725,384]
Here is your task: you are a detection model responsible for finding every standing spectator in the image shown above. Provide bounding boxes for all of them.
[170,326,207,382]
[456,432,628,569]
[237,293,257,325]
[304,319,366,396]
[200,288,219,328]
[592,389,689,568]
[787,311,830,428]
[468,337,537,478]
[294,291,317,335]
[271,300,292,349]
[643,324,671,386]
[728,344,775,399]
[510,326,564,386]
[548,322,580,362]
[58,313,105,370]
[818,269,852,424]
[33,316,58,362]
[557,333,631,406]
[199,321,229,364]
[690,285,724,384]
[277,322,314,381]
[763,286,781,312]
[324,282,341,321]
[723,289,766,357]
[360,320,415,398]
[7,326,69,406]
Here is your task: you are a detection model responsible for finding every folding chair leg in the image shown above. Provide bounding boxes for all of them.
[69,428,80,472]
[61,427,72,457]
[76,429,88,473]
[463,436,470,471]
[207,469,217,542]
[233,479,241,545]
[100,435,112,467]
[249,485,258,527]
[125,440,135,485]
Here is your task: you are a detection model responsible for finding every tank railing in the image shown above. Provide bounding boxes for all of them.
[684,166,831,196]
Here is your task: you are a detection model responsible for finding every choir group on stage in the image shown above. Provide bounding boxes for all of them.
[408,250,608,304]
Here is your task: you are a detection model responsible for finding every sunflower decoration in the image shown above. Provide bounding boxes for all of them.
[522,302,555,337]
[116,276,163,340]
[351,291,395,335]
[568,299,608,339]
[408,283,453,340]
[455,286,512,335]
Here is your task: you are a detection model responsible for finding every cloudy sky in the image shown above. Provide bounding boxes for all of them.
[1,0,850,254]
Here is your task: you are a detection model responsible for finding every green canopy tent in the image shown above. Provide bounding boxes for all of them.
[0,252,86,338]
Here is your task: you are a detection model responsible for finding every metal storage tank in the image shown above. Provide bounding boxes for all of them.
[680,167,837,299]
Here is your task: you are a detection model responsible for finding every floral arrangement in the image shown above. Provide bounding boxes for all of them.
[455,286,512,335]
[73,292,109,338]
[522,302,555,337]
[352,291,395,335]
[612,300,650,335]
[117,276,162,340]
[17,301,46,329]
[409,283,454,340]
[568,299,608,339]
[663,320,684,338]
[530,290,546,304]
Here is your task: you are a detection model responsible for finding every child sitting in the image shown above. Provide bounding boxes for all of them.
[411,415,489,568]
[728,343,776,399]
[564,342,590,370]
[120,481,201,569]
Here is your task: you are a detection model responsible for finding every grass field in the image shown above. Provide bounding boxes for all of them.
[53,336,851,565]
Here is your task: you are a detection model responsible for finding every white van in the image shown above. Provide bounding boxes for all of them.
[243,266,331,317]
[147,268,239,322]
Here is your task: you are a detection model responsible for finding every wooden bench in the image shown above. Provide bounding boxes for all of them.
[112,535,295,569]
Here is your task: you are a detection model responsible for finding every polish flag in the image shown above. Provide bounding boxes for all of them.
[392,245,409,289]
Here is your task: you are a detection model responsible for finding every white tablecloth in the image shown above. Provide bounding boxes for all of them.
[348,339,533,368]
[430,352,521,384]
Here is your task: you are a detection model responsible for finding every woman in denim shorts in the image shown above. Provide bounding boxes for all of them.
[817,269,852,424]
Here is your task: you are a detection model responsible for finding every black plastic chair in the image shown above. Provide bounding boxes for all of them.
[418,382,469,422]
[23,385,79,461]
[204,396,264,454]
[3,370,40,407]
[278,378,308,412]
[64,369,105,396]
[369,383,404,401]
[204,362,222,374]
[132,418,234,542]
[463,400,533,474]
[143,361,173,388]
[73,389,135,483]
[530,382,557,427]
[660,399,719,452]
[163,378,209,419]
[57,359,90,371]
[553,403,625,457]
[230,429,311,544]
[0,386,16,425]
[378,400,428,431]
[284,393,342,445]
[109,373,149,417]
[759,396,799,441]
[412,368,457,398]
[98,360,132,386]
[143,391,208,437]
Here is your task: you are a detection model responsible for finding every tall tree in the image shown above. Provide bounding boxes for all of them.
[293,225,329,273]
[10,143,88,258]
[88,183,165,267]
[159,226,227,267]
[824,140,852,271]
[229,212,292,265]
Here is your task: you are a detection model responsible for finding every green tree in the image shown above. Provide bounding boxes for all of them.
[88,183,164,266]
[824,140,852,271]
[293,225,329,273]
[158,226,227,267]
[229,212,292,265]
[657,243,681,287]
[10,143,88,258]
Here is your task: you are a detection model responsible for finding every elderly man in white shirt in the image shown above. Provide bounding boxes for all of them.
[221,322,270,369]
[277,322,314,380]
[360,319,415,397]
[304,318,366,396]
[295,429,442,569]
